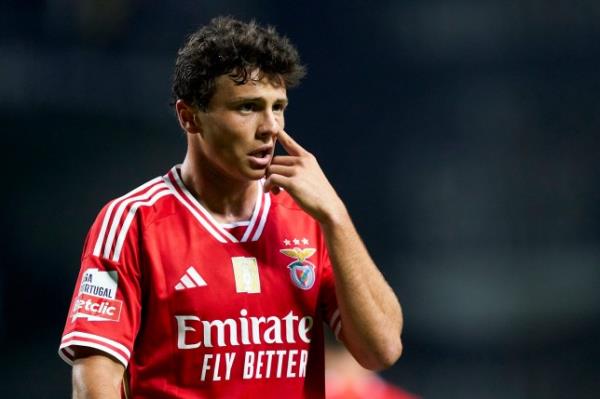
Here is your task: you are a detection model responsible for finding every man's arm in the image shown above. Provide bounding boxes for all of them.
[72,347,125,399]
[265,130,403,370]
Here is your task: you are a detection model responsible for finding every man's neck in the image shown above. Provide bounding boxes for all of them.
[180,155,258,224]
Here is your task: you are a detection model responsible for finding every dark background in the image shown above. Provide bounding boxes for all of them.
[1,1,599,398]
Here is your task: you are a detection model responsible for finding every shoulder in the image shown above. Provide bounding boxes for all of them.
[87,175,175,261]
[98,175,175,224]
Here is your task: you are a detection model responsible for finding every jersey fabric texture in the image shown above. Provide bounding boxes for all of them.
[59,165,342,398]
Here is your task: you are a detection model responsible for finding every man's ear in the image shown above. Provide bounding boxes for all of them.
[175,99,202,134]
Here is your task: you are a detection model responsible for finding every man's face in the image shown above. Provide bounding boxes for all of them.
[193,72,288,182]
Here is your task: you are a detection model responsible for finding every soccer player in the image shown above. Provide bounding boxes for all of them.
[59,17,403,398]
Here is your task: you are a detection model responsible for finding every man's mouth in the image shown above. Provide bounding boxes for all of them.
[247,146,273,168]
[249,149,271,158]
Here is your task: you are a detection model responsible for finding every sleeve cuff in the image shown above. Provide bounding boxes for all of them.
[58,331,131,367]
[328,308,342,339]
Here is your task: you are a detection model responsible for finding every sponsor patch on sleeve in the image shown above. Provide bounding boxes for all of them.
[71,268,123,323]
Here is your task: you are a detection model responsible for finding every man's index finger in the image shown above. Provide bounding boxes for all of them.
[277,130,304,156]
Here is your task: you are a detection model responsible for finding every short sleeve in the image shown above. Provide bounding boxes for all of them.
[318,231,342,339]
[58,200,143,368]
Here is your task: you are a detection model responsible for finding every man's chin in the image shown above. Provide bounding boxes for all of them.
[244,169,268,181]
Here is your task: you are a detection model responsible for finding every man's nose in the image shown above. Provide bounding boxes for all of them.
[257,110,279,139]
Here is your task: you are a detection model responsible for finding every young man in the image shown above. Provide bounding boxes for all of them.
[59,17,403,398]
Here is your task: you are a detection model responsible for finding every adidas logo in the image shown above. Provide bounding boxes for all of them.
[175,266,207,290]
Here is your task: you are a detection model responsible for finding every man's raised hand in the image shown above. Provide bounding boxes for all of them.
[264,130,346,225]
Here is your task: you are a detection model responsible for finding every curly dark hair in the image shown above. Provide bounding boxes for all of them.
[171,17,306,109]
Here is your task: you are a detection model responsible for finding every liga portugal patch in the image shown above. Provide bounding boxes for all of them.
[71,268,123,322]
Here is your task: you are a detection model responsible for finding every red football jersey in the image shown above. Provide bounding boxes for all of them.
[59,165,342,398]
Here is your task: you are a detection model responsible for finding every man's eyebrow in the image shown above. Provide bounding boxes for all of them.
[229,97,288,104]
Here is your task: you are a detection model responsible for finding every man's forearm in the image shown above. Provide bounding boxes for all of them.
[262,130,403,368]
[321,209,403,370]
[72,354,124,399]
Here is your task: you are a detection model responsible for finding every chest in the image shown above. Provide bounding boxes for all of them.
[140,212,324,321]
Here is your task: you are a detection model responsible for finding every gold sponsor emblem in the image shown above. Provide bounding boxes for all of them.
[231,257,261,294]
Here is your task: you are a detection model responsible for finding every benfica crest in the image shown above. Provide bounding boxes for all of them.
[280,247,317,290]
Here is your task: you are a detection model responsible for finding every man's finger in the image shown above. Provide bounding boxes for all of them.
[277,130,305,156]
[270,155,298,166]
[267,164,295,177]
[264,174,291,194]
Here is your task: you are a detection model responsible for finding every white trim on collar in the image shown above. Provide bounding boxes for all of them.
[164,165,271,243]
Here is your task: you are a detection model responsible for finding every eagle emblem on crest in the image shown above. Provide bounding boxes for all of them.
[280,247,317,290]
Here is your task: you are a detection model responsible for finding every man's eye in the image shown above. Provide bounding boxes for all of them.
[273,104,287,112]
[239,103,256,112]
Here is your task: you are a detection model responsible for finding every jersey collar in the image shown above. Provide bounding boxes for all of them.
[163,165,271,244]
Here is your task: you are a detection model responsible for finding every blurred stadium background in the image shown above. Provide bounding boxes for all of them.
[1,1,599,397]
